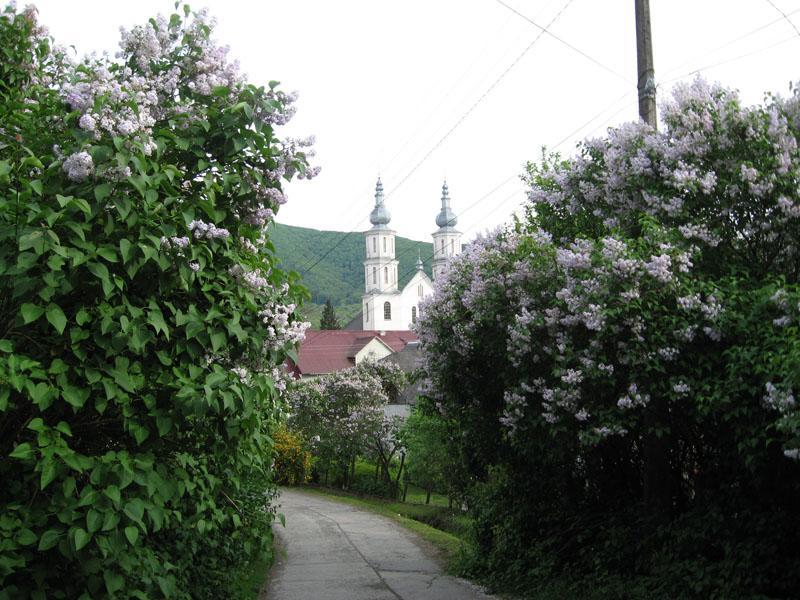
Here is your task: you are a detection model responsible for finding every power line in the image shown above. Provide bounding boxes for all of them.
[765,0,800,37]
[495,0,633,84]
[384,0,577,199]
[657,6,800,82]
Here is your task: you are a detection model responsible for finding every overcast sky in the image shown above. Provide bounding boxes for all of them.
[32,0,800,245]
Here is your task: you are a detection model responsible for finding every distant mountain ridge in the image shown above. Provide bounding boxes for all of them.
[268,222,434,307]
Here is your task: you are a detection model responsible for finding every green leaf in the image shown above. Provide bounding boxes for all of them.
[104,485,121,506]
[104,571,124,595]
[21,303,44,324]
[62,385,88,408]
[124,526,139,545]
[210,330,226,352]
[86,509,102,533]
[119,238,133,263]
[0,339,12,353]
[55,421,72,436]
[29,179,43,195]
[16,528,37,546]
[9,443,34,460]
[40,459,57,490]
[46,303,67,334]
[97,246,118,262]
[94,183,112,202]
[73,527,91,551]
[124,499,144,523]
[38,529,61,551]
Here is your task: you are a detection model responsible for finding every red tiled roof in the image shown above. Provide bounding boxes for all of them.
[293,329,418,375]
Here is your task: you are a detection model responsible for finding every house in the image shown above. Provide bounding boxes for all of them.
[288,329,418,378]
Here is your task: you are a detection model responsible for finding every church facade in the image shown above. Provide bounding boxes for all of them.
[361,178,461,331]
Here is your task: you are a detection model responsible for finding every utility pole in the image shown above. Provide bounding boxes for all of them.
[635,0,657,128]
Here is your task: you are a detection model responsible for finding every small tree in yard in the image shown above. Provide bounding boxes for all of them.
[320,298,340,329]
[0,5,315,598]
[400,398,456,504]
[287,361,405,490]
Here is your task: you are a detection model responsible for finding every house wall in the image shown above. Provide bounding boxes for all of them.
[354,337,394,364]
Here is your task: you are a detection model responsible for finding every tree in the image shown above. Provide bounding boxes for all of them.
[320,298,341,329]
[0,5,315,597]
[417,78,800,597]
[287,361,405,488]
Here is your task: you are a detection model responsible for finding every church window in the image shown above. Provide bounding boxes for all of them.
[365,304,369,322]
[384,266,388,283]
[418,284,423,297]
[411,306,417,324]
[450,239,455,254]
[384,301,391,320]
[372,267,377,284]
[383,237,387,252]
[440,239,445,251]
[372,237,376,253]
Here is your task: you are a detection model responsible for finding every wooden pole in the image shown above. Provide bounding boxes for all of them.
[635,0,657,128]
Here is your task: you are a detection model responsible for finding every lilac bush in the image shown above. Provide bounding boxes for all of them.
[0,3,314,597]
[417,78,800,596]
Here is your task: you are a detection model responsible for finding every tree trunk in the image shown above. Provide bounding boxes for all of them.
[402,480,409,503]
[426,488,431,505]
[374,462,380,482]
[394,451,406,495]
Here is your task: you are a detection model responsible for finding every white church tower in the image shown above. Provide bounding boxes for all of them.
[363,178,402,329]
[432,180,462,280]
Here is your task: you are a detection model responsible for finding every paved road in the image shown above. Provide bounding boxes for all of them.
[262,488,495,600]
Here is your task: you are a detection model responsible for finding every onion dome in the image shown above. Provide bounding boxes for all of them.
[369,177,391,226]
[435,180,458,228]
[416,249,424,271]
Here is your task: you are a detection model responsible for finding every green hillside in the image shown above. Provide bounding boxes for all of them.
[268,222,433,308]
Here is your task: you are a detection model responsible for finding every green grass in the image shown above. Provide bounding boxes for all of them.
[230,550,272,599]
[295,486,468,567]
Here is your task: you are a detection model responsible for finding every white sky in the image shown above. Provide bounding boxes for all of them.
[32,0,800,245]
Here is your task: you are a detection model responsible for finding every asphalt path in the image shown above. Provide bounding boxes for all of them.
[262,488,495,600]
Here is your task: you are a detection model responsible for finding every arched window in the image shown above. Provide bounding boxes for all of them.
[365,303,369,322]
[450,239,455,254]
[384,301,391,320]
[372,237,376,253]
[418,284,423,297]
[384,266,388,283]
[372,267,377,284]
[411,306,417,324]
[383,237,387,252]
[440,239,444,251]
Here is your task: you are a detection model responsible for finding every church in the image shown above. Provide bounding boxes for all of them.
[361,177,462,331]
[290,179,462,380]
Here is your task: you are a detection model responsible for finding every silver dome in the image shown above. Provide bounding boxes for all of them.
[370,178,391,226]
[435,181,458,228]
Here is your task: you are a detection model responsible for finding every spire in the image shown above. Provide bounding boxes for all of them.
[416,249,424,271]
[369,177,391,226]
[435,179,458,228]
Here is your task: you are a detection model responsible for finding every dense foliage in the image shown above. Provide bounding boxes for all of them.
[399,398,460,502]
[272,427,312,486]
[418,79,800,597]
[0,5,314,598]
[286,362,406,491]
[267,222,433,306]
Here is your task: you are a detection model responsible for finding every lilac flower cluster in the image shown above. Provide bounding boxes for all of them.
[527,77,800,270]
[188,220,230,240]
[62,151,94,182]
[417,224,725,442]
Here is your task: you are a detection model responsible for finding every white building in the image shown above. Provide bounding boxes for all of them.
[361,178,461,331]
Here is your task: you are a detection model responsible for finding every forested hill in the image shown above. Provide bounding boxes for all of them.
[268,222,434,306]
